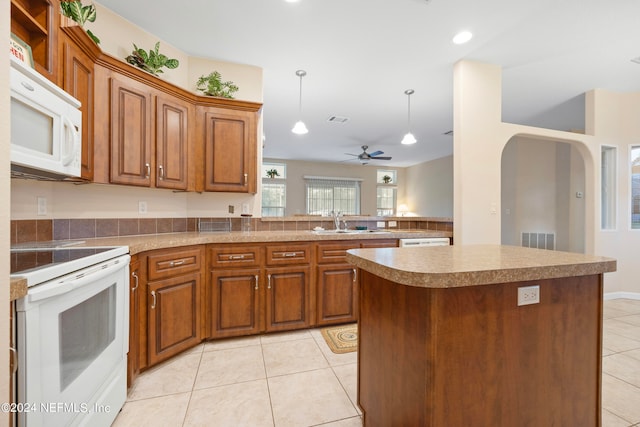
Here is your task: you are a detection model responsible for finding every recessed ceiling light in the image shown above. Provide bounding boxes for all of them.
[452,31,473,45]
[285,0,300,3]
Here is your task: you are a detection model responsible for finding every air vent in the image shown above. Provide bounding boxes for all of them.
[326,116,349,123]
[521,232,555,250]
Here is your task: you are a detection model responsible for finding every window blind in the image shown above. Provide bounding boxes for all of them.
[304,176,361,215]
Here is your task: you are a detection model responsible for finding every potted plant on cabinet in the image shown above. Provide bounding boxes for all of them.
[266,168,280,178]
[125,42,179,76]
[59,0,101,44]
[382,175,392,184]
[196,71,239,98]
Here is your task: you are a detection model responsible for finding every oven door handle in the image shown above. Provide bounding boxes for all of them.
[27,255,131,302]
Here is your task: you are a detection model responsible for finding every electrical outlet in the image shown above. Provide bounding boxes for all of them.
[138,201,147,214]
[228,205,235,214]
[37,197,47,215]
[518,285,540,306]
[388,220,397,228]
[242,203,250,214]
[376,221,385,228]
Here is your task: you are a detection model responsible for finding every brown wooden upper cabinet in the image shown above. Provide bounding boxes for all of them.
[60,26,100,180]
[11,0,59,81]
[197,106,258,193]
[109,74,190,190]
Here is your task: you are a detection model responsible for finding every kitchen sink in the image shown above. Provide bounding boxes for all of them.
[311,229,390,234]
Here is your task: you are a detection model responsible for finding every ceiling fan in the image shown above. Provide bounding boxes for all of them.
[345,145,392,164]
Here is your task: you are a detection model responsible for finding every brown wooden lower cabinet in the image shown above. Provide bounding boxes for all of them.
[127,256,140,387]
[208,268,261,338]
[264,266,311,332]
[147,272,202,366]
[358,271,603,426]
[316,264,357,326]
[129,239,402,375]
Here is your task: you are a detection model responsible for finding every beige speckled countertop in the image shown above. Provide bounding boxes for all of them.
[10,277,28,301]
[11,229,449,299]
[346,244,616,288]
[70,229,451,255]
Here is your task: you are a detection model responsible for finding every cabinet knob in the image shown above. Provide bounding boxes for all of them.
[159,165,164,180]
[151,290,157,309]
[352,268,357,283]
[244,173,248,185]
[229,254,245,260]
[267,274,272,289]
[169,260,185,267]
[254,275,259,290]
[145,163,151,178]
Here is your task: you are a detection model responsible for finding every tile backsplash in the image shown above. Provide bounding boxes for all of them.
[10,217,453,244]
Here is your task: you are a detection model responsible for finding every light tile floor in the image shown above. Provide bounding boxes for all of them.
[113,299,640,427]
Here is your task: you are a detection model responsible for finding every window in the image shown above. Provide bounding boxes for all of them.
[262,162,286,217]
[377,169,397,216]
[601,146,617,230]
[305,176,361,215]
[632,146,640,229]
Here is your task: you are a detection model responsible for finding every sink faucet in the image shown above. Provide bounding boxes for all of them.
[331,210,343,230]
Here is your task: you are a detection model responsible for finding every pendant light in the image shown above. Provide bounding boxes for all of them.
[291,70,308,135]
[401,89,417,145]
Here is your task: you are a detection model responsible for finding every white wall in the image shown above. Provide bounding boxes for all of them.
[405,155,453,217]
[88,3,263,102]
[1,0,11,412]
[454,60,638,296]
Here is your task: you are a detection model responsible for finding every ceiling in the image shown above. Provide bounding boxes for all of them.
[97,0,640,167]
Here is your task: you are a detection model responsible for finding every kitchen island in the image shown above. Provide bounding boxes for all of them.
[346,244,616,427]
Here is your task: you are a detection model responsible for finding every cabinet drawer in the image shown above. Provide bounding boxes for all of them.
[266,244,311,265]
[316,241,360,264]
[208,245,262,268]
[360,239,398,249]
[147,247,203,280]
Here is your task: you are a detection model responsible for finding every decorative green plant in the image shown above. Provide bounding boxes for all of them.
[196,71,239,98]
[125,42,179,76]
[382,175,392,184]
[59,0,100,44]
[266,168,280,178]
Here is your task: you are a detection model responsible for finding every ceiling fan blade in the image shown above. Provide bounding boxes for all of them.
[370,156,392,160]
[344,153,360,157]
[369,150,384,157]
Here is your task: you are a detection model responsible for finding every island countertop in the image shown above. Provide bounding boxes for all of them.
[346,244,616,288]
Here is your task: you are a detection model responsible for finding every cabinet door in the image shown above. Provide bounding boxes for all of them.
[155,95,189,190]
[265,266,311,332]
[61,32,94,180]
[208,268,261,339]
[127,257,141,388]
[202,108,256,193]
[147,272,201,366]
[316,264,358,326]
[110,76,152,186]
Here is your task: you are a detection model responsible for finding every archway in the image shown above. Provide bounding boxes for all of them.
[501,135,586,253]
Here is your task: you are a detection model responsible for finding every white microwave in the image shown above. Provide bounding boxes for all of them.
[10,58,82,179]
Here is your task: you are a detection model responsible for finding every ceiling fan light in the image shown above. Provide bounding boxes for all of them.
[401,132,417,145]
[292,120,308,134]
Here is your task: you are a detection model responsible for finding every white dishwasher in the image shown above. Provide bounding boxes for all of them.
[399,237,450,247]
